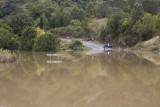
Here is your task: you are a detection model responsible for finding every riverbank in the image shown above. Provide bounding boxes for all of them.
[0,49,17,63]
[132,36,160,52]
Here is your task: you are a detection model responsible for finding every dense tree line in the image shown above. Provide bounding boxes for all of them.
[0,0,160,51]
[101,1,160,46]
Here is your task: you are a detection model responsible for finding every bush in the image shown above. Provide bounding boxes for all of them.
[132,13,156,41]
[118,34,140,47]
[107,13,124,38]
[70,20,81,26]
[9,14,34,36]
[0,0,17,18]
[96,2,108,18]
[19,27,37,51]
[0,21,12,32]
[69,39,84,50]
[0,27,19,50]
[142,0,158,15]
[34,33,61,52]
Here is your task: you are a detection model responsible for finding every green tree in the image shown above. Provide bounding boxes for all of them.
[62,10,71,26]
[19,27,37,51]
[86,20,99,38]
[154,15,160,35]
[86,2,97,17]
[70,19,81,26]
[42,9,51,18]
[0,21,12,32]
[69,39,83,50]
[34,33,61,52]
[30,4,44,19]
[107,13,124,38]
[0,27,18,50]
[142,0,158,15]
[96,2,109,18]
[39,16,44,29]
[131,3,144,21]
[39,13,49,29]
[0,0,17,18]
[81,18,90,34]
[50,10,62,28]
[132,13,156,41]
[71,6,85,21]
[9,14,34,36]
[109,0,127,8]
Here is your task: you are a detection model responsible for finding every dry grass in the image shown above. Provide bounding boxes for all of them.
[0,49,17,63]
[143,36,160,47]
[134,36,160,51]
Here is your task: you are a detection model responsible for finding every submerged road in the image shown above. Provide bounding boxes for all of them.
[61,38,106,55]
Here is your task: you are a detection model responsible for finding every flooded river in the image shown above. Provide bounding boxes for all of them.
[0,50,160,107]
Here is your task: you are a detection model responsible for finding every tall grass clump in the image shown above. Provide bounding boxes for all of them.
[0,49,16,63]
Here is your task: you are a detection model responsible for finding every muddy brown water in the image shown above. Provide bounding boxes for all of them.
[0,51,160,107]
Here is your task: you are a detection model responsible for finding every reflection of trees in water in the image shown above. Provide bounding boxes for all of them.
[91,52,160,105]
[0,51,160,106]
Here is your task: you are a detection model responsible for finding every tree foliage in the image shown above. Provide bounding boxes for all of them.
[132,13,156,41]
[9,14,34,36]
[0,27,18,50]
[142,0,158,15]
[71,6,85,21]
[69,39,83,50]
[34,33,61,52]
[0,0,17,18]
[39,13,49,29]
[19,27,37,51]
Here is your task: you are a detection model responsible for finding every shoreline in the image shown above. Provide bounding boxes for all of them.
[0,49,17,63]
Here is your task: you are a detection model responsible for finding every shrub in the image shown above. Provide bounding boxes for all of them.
[118,34,140,47]
[0,27,19,50]
[107,13,124,38]
[34,33,61,52]
[142,0,158,15]
[9,14,34,35]
[19,27,37,51]
[69,39,84,50]
[70,20,81,26]
[0,21,12,32]
[132,13,156,41]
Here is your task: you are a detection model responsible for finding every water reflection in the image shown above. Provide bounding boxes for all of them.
[104,50,112,55]
[47,54,62,64]
[0,51,160,107]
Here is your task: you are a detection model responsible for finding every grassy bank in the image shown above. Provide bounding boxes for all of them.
[0,49,17,63]
[133,36,160,51]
